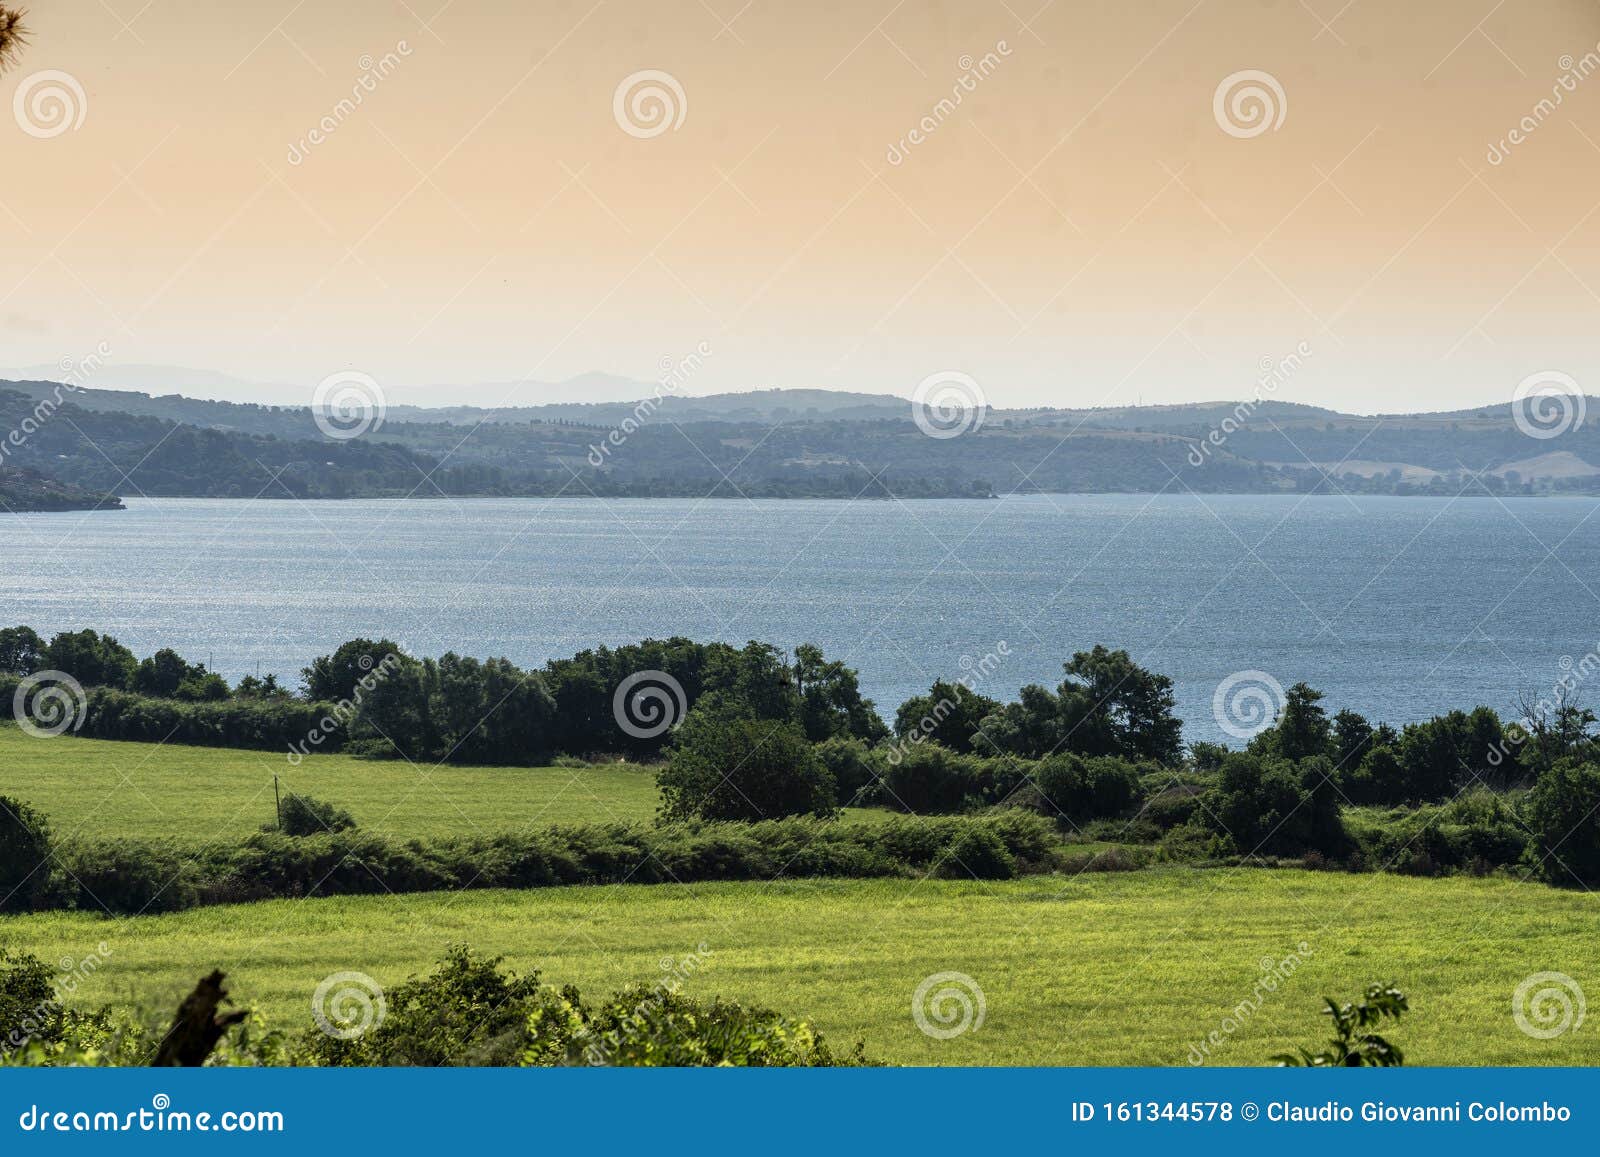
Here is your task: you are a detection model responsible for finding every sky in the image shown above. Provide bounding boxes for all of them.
[2,0,1599,412]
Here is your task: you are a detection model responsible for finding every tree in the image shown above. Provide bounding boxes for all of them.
[1033,754,1144,828]
[0,795,52,914]
[135,648,210,698]
[977,646,1182,764]
[0,625,42,674]
[657,710,836,822]
[301,638,405,703]
[893,679,1000,754]
[42,629,136,689]
[793,643,887,744]
[1255,682,1331,763]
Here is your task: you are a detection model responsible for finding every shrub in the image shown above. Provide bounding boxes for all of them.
[878,743,983,813]
[276,793,357,837]
[56,840,200,915]
[0,795,53,914]
[1273,983,1408,1067]
[1,949,62,1053]
[657,711,836,822]
[1032,754,1144,828]
[1204,752,1344,858]
[1526,758,1600,884]
[940,825,1016,879]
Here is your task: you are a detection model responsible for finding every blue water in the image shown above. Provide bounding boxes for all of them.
[3,494,1597,744]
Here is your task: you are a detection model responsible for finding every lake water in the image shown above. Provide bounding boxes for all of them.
[3,494,1597,744]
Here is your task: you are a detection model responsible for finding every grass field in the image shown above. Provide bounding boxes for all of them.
[0,725,661,841]
[4,868,1595,1065]
[0,726,891,843]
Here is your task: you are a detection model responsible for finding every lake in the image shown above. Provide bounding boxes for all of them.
[3,493,1597,744]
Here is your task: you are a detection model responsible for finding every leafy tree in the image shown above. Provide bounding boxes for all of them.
[1331,708,1374,770]
[814,735,879,807]
[430,653,556,764]
[1525,758,1600,884]
[657,710,836,822]
[233,673,287,699]
[793,643,886,744]
[1274,983,1408,1067]
[879,743,984,814]
[893,679,1001,754]
[134,648,199,698]
[1252,682,1331,762]
[1344,743,1405,805]
[301,638,405,703]
[0,626,42,675]
[0,948,63,1051]
[978,646,1182,764]
[1396,708,1506,801]
[0,795,53,914]
[41,629,136,689]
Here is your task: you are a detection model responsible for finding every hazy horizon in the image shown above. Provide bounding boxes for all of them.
[4,1,1598,414]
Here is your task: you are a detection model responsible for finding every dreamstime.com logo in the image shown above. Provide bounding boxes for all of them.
[613,670,688,739]
[912,971,986,1040]
[13,69,87,138]
[1212,670,1286,740]
[1511,371,1585,440]
[312,970,387,1040]
[613,70,687,138]
[1513,972,1585,1040]
[912,371,986,439]
[312,370,386,440]
[12,671,87,738]
[1212,70,1287,139]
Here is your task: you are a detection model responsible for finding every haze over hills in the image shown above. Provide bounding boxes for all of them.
[1,376,1596,511]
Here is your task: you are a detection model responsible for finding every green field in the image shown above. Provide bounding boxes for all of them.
[0,727,900,843]
[5,869,1595,1065]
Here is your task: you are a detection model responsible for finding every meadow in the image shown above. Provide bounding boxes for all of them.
[5,869,1595,1066]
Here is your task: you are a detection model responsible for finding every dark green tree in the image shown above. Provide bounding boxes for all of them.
[658,710,836,822]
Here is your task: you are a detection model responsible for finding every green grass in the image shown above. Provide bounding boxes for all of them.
[0,726,885,843]
[5,869,1595,1065]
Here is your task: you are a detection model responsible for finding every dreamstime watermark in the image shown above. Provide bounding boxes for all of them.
[911,371,987,439]
[0,341,111,468]
[1512,971,1585,1040]
[286,652,401,764]
[579,943,714,1065]
[1486,643,1600,771]
[312,370,386,440]
[613,70,686,138]
[1212,670,1286,741]
[1511,370,1584,440]
[311,970,387,1040]
[587,342,712,467]
[12,670,87,739]
[1187,342,1312,467]
[13,69,86,138]
[1186,941,1313,1065]
[885,641,1011,765]
[1,943,114,1057]
[612,670,688,740]
[886,42,1013,166]
[1487,47,1600,166]
[1212,69,1287,139]
[286,43,413,165]
[912,971,985,1040]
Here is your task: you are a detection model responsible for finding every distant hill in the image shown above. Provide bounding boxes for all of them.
[1,379,1596,503]
[0,466,122,512]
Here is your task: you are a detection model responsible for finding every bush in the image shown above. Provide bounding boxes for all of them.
[657,711,836,822]
[878,743,983,814]
[578,987,872,1066]
[1204,752,1344,858]
[0,795,53,914]
[940,825,1016,879]
[1033,754,1144,828]
[1,949,63,1054]
[56,840,200,915]
[1526,758,1600,884]
[276,793,357,837]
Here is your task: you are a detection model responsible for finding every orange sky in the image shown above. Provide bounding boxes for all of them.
[2,0,1599,411]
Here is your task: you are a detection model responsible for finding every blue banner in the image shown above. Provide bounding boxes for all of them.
[2,1067,1593,1153]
